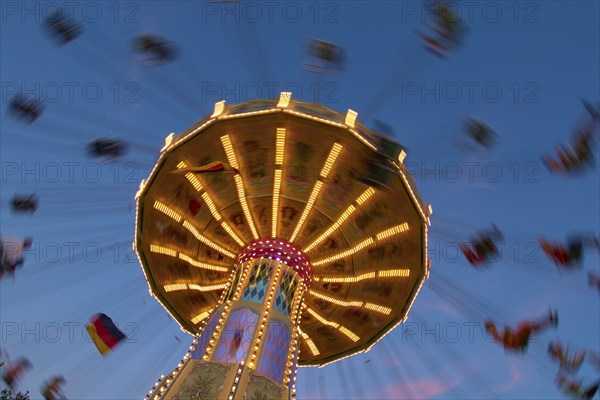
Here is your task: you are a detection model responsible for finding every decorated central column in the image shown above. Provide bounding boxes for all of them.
[155,239,311,400]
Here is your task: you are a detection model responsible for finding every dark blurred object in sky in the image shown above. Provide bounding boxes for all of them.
[303,38,346,76]
[87,138,130,161]
[8,94,44,124]
[10,193,39,215]
[43,7,83,45]
[132,34,179,66]
[417,1,469,58]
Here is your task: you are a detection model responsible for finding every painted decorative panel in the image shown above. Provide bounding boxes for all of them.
[211,308,259,363]
[257,320,291,383]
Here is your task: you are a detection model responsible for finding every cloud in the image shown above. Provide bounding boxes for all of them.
[492,360,524,393]
[381,378,455,399]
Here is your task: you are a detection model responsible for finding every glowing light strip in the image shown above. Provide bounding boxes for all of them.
[338,326,360,342]
[191,310,211,324]
[306,307,339,328]
[272,128,286,237]
[319,143,343,178]
[312,238,373,266]
[363,303,393,314]
[303,205,356,252]
[178,254,229,272]
[177,162,204,192]
[272,169,283,238]
[289,142,342,243]
[298,327,320,356]
[308,291,392,315]
[221,222,245,247]
[376,223,409,240]
[313,272,376,283]
[356,187,376,205]
[202,192,222,221]
[188,283,228,292]
[149,245,230,273]
[379,269,410,277]
[312,222,410,266]
[150,244,177,257]
[220,135,239,170]
[182,221,236,258]
[219,135,259,239]
[289,181,323,243]
[163,283,188,292]
[306,307,360,342]
[161,282,224,293]
[153,201,183,222]
[234,175,259,239]
[313,269,410,283]
[309,291,362,307]
[303,187,375,253]
[275,128,286,165]
[178,161,245,247]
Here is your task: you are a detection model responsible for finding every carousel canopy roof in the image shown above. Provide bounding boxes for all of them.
[135,95,430,366]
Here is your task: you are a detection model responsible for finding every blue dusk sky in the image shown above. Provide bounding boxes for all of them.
[1,1,599,399]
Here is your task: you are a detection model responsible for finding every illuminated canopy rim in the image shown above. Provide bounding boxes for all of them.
[135,96,430,366]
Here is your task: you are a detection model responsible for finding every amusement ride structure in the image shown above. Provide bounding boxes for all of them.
[134,93,431,399]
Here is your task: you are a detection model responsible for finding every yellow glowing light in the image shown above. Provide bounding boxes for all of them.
[220,135,239,170]
[191,310,211,324]
[272,169,282,238]
[163,283,188,292]
[313,269,409,284]
[363,303,392,315]
[202,192,222,221]
[306,307,360,342]
[308,290,392,315]
[211,100,226,118]
[289,181,323,243]
[308,290,362,307]
[319,143,343,178]
[221,222,245,247]
[303,187,375,252]
[234,174,259,239]
[313,272,376,283]
[338,326,360,342]
[276,128,286,165]
[312,237,373,266]
[153,201,182,222]
[298,327,320,356]
[356,187,376,205]
[188,283,228,292]
[376,223,410,240]
[182,221,236,258]
[277,92,292,108]
[379,269,410,277]
[150,244,177,257]
[398,149,407,163]
[161,132,175,152]
[177,253,229,272]
[344,109,358,128]
[306,307,339,328]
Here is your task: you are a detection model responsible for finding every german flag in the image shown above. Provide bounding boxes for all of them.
[86,313,127,356]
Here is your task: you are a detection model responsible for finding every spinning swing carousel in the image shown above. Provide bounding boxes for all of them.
[134,93,431,399]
